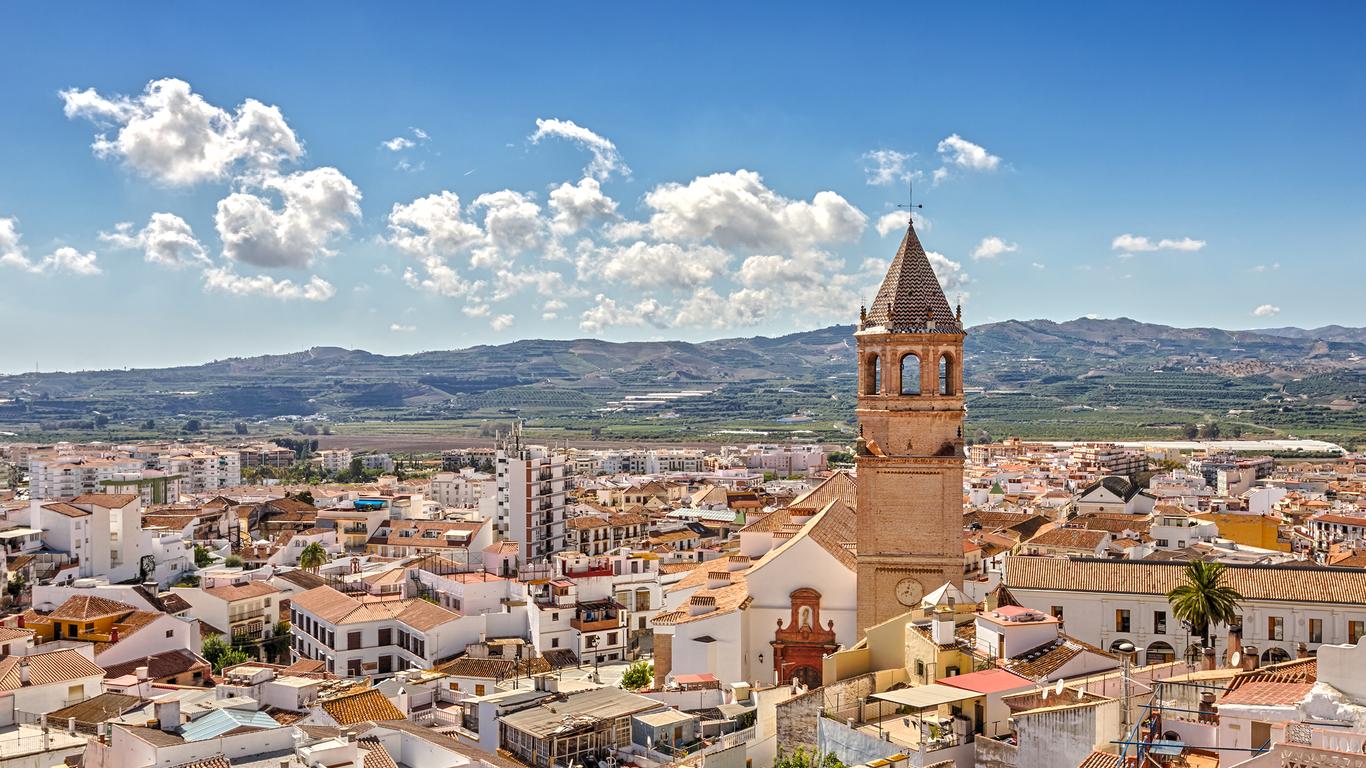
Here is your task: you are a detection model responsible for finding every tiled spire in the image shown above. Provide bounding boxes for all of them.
[863,218,962,334]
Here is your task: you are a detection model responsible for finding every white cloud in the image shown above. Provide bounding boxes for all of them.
[645,169,866,249]
[412,127,429,141]
[934,134,1001,183]
[1253,304,1281,318]
[463,304,491,318]
[1030,262,1045,270]
[61,78,302,186]
[1251,262,1280,273]
[862,149,912,186]
[592,241,731,289]
[542,298,568,321]
[579,294,669,333]
[971,236,1018,261]
[0,217,101,276]
[387,191,484,258]
[473,190,545,262]
[202,266,334,301]
[530,118,630,181]
[927,251,970,300]
[382,136,414,152]
[99,212,208,268]
[549,177,617,235]
[216,167,362,269]
[1111,233,1206,253]
[389,323,416,332]
[874,210,929,237]
[490,314,515,331]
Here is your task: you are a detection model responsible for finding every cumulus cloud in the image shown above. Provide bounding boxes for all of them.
[645,169,866,250]
[971,236,1018,261]
[927,251,970,300]
[549,177,617,235]
[61,78,302,186]
[99,212,209,268]
[202,266,334,301]
[1111,234,1207,253]
[590,241,730,289]
[1031,262,1045,270]
[862,149,913,186]
[216,167,362,269]
[0,217,101,276]
[387,191,484,258]
[390,323,416,332]
[542,298,568,321]
[1251,262,1280,273]
[1253,304,1281,318]
[936,134,1001,173]
[874,210,929,237]
[472,190,545,263]
[530,118,630,180]
[490,314,515,331]
[579,294,669,334]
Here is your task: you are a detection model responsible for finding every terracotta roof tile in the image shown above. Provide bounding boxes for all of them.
[864,221,962,333]
[70,493,139,508]
[203,581,281,602]
[49,594,137,621]
[0,648,105,690]
[41,502,91,518]
[320,688,404,725]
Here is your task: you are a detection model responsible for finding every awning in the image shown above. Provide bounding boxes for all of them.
[871,683,982,710]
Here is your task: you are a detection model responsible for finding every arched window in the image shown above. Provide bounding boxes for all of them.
[900,353,921,395]
[1262,646,1291,664]
[1146,642,1176,665]
[939,353,955,396]
[864,354,882,395]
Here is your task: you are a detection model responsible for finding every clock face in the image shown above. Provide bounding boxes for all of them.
[895,578,924,607]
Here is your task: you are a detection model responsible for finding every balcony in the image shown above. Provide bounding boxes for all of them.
[571,616,621,633]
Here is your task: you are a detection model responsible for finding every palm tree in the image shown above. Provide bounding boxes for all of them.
[1167,561,1243,648]
[298,542,330,572]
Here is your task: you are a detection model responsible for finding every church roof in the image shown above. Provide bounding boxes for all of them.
[864,220,962,334]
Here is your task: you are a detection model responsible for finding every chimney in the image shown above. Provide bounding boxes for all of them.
[707,572,731,590]
[1242,646,1259,671]
[1297,642,1310,660]
[726,555,750,572]
[15,615,23,629]
[110,628,119,644]
[931,610,956,646]
[1201,647,1216,671]
[688,595,716,617]
[1198,691,1218,724]
[1227,623,1243,659]
[155,699,180,732]
[135,665,150,681]
[19,660,29,685]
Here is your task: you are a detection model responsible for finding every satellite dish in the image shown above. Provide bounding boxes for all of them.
[1041,687,1049,700]
[1230,651,1242,667]
[1055,679,1065,696]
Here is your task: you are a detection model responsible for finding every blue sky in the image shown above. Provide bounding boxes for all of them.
[1,2,1363,372]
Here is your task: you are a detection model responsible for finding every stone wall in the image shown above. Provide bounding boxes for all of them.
[654,633,672,688]
[775,687,822,749]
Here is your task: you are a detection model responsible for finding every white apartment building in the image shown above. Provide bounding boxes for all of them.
[360,453,395,473]
[734,444,827,476]
[173,581,283,642]
[28,454,142,500]
[1005,555,1366,666]
[429,469,495,509]
[158,449,242,494]
[496,438,568,563]
[317,449,353,474]
[290,585,467,679]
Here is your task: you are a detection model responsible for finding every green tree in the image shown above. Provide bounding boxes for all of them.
[223,554,244,568]
[141,419,156,430]
[1181,423,1200,440]
[215,647,250,672]
[298,542,330,572]
[6,574,26,599]
[184,419,202,433]
[1167,561,1243,648]
[94,414,110,428]
[202,633,230,668]
[828,451,855,467]
[621,660,653,690]
[290,490,315,506]
[265,621,292,663]
[234,422,249,435]
[193,545,214,568]
[1200,421,1221,440]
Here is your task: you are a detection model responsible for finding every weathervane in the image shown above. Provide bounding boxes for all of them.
[896,177,922,221]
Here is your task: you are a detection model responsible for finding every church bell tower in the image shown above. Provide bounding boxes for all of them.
[855,219,966,634]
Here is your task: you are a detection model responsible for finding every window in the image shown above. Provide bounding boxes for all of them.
[939,354,954,395]
[348,631,362,650]
[1154,611,1167,634]
[1156,539,1169,548]
[1050,606,1063,621]
[608,632,618,645]
[379,628,392,646]
[378,655,392,674]
[1267,616,1284,642]
[1115,609,1131,633]
[166,629,175,638]
[475,684,486,696]
[915,659,926,679]
[551,638,559,648]
[552,612,559,622]
[900,354,921,395]
[1351,621,1365,645]
[1310,619,1323,644]
[864,354,882,396]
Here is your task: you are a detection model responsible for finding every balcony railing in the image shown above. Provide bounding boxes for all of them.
[572,615,621,632]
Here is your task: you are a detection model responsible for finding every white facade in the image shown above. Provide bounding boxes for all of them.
[496,442,568,563]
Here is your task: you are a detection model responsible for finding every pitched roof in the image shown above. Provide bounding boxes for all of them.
[320,688,404,725]
[1005,555,1366,604]
[70,493,139,508]
[203,581,281,602]
[290,586,458,631]
[1004,635,1115,679]
[863,220,962,334]
[41,502,90,518]
[358,736,400,768]
[48,692,143,726]
[1027,528,1109,551]
[1221,657,1317,707]
[103,649,208,681]
[1080,476,1141,502]
[435,655,551,680]
[49,594,137,620]
[0,648,105,690]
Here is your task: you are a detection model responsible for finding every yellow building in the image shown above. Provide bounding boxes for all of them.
[1196,512,1290,552]
[28,594,153,645]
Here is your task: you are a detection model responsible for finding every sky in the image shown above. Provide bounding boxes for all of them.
[1,2,1363,373]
